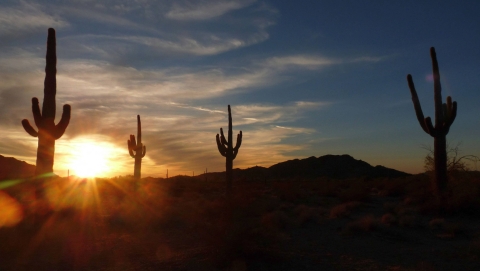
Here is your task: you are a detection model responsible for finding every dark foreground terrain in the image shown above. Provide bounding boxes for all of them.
[1,173,480,270]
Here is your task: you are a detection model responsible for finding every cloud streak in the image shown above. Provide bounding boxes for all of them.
[166,0,257,21]
[0,3,67,44]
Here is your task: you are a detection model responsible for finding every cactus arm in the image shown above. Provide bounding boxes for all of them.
[219,128,228,145]
[128,137,135,158]
[449,101,457,124]
[216,134,227,156]
[232,131,242,159]
[128,147,135,158]
[22,119,38,137]
[445,99,457,126]
[234,131,242,151]
[407,74,431,135]
[53,104,71,139]
[130,134,137,147]
[141,145,146,158]
[424,117,435,137]
[31,97,43,128]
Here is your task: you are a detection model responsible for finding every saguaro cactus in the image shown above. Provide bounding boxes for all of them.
[128,115,146,179]
[407,47,457,195]
[216,105,242,196]
[22,28,71,177]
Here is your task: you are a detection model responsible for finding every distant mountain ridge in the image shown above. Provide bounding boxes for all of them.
[0,155,35,180]
[228,154,410,180]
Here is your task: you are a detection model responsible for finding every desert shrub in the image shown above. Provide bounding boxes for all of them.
[337,182,370,202]
[398,214,420,228]
[260,210,291,231]
[329,201,361,219]
[315,178,341,197]
[380,213,397,226]
[428,218,445,230]
[423,142,480,179]
[293,204,326,226]
[383,202,398,214]
[415,261,437,271]
[342,214,379,235]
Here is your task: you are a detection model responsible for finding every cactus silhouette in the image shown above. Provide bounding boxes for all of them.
[216,105,242,196]
[128,115,146,179]
[407,47,457,196]
[22,28,71,177]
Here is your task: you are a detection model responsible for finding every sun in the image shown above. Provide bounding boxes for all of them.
[68,141,113,178]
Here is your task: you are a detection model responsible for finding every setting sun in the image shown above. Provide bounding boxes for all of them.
[66,140,117,178]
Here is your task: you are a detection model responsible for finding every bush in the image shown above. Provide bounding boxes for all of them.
[329,201,361,219]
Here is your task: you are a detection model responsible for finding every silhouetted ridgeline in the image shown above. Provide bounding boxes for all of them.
[202,154,410,181]
[0,155,35,180]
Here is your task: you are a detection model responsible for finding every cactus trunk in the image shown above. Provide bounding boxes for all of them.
[22,28,71,177]
[216,105,242,197]
[36,131,55,175]
[434,135,448,193]
[134,154,142,179]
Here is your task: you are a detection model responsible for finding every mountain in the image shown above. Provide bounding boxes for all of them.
[0,155,35,180]
[265,154,409,179]
[214,154,410,181]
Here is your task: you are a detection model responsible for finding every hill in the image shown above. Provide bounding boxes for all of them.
[0,155,35,180]
[206,154,410,181]
[265,154,409,179]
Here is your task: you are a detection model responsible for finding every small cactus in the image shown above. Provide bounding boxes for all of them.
[128,115,146,179]
[22,28,71,177]
[216,105,242,196]
[407,47,457,196]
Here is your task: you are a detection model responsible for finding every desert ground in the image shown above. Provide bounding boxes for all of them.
[1,173,480,271]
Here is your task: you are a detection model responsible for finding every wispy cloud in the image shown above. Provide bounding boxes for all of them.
[0,2,68,39]
[264,55,338,69]
[12,0,275,58]
[166,0,256,21]
[113,34,268,55]
[262,54,385,70]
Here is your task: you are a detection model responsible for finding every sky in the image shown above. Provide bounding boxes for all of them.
[1,0,480,178]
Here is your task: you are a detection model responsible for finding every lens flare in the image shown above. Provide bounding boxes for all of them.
[0,191,23,227]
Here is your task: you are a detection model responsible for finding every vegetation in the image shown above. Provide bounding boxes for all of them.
[407,47,457,200]
[216,105,242,197]
[424,142,480,179]
[21,28,71,177]
[127,115,146,179]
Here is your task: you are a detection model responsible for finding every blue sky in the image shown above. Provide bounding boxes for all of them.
[1,0,480,177]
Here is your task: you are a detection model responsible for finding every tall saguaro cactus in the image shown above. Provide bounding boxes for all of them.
[216,105,242,196]
[407,47,457,196]
[128,115,146,179]
[22,28,71,177]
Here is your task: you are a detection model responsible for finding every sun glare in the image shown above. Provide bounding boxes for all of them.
[68,141,113,178]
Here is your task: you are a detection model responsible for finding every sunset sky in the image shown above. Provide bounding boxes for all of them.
[1,0,480,177]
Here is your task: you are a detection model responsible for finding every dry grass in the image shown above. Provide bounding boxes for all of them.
[329,201,362,219]
[342,214,379,235]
